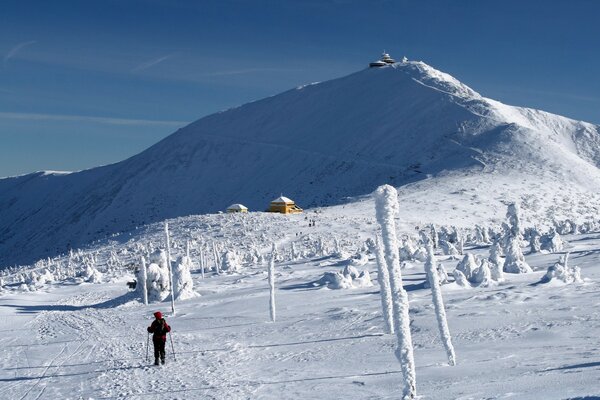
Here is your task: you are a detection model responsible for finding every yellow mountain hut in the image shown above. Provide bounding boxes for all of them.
[268,196,303,214]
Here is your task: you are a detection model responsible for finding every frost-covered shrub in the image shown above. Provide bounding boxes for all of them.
[221,250,241,273]
[398,237,417,261]
[474,225,491,245]
[452,269,469,287]
[440,240,459,256]
[173,256,197,300]
[454,254,498,287]
[318,266,372,289]
[353,270,372,287]
[542,253,582,284]
[455,254,479,282]
[540,228,564,253]
[472,259,492,286]
[342,265,360,279]
[347,252,369,267]
[318,271,353,289]
[81,265,103,283]
[555,219,577,235]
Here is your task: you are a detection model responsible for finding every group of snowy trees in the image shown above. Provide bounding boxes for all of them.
[367,188,591,398]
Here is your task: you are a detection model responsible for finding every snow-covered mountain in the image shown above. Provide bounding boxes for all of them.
[2,60,600,267]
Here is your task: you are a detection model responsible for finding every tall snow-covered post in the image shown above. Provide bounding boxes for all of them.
[374,184,416,399]
[373,235,394,334]
[140,256,148,305]
[165,222,176,315]
[268,243,277,322]
[424,240,456,366]
[199,247,205,279]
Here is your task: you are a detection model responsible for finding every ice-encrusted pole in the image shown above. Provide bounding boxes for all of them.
[373,235,394,334]
[374,184,416,400]
[165,222,176,315]
[140,256,148,305]
[424,238,456,366]
[268,243,277,322]
[199,247,205,279]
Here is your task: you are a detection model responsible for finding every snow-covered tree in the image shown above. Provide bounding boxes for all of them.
[221,250,241,273]
[456,232,464,255]
[430,225,439,249]
[540,228,564,253]
[424,239,456,366]
[542,253,582,284]
[502,203,532,274]
[455,254,479,282]
[528,228,541,254]
[439,240,459,256]
[374,184,416,399]
[145,248,171,302]
[173,255,196,300]
[488,240,504,282]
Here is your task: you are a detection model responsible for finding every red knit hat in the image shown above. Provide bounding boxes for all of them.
[154,311,162,319]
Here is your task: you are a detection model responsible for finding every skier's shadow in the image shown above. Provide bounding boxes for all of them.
[0,292,136,314]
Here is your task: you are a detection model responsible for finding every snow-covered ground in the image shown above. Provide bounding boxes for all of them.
[2,210,600,399]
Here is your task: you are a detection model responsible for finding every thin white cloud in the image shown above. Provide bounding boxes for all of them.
[3,40,37,67]
[0,111,188,127]
[132,54,175,72]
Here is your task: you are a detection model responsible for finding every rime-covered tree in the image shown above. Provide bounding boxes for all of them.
[173,255,196,300]
[503,203,532,273]
[488,240,505,282]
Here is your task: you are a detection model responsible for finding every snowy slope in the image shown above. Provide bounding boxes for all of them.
[2,60,600,267]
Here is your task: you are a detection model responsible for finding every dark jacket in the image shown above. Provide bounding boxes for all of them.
[148,318,171,341]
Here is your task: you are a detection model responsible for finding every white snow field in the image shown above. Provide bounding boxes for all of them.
[2,59,600,267]
[2,210,600,400]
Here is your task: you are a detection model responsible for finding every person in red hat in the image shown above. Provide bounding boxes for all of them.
[147,311,171,365]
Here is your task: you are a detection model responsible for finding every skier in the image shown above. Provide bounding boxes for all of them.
[147,311,171,365]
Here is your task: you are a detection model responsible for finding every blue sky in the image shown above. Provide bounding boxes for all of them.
[1,0,599,177]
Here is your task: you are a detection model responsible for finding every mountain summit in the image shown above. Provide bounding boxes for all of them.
[2,60,600,266]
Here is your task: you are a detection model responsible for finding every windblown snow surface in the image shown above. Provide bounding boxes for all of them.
[2,60,600,266]
[2,212,600,399]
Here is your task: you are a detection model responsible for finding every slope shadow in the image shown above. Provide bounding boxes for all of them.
[543,361,600,372]
[0,291,136,314]
[281,279,426,292]
[0,364,144,382]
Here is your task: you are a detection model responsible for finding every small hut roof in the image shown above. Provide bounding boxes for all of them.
[227,203,248,210]
[271,196,294,204]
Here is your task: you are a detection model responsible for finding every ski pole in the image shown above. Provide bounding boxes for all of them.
[146,332,150,362]
[169,331,177,362]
